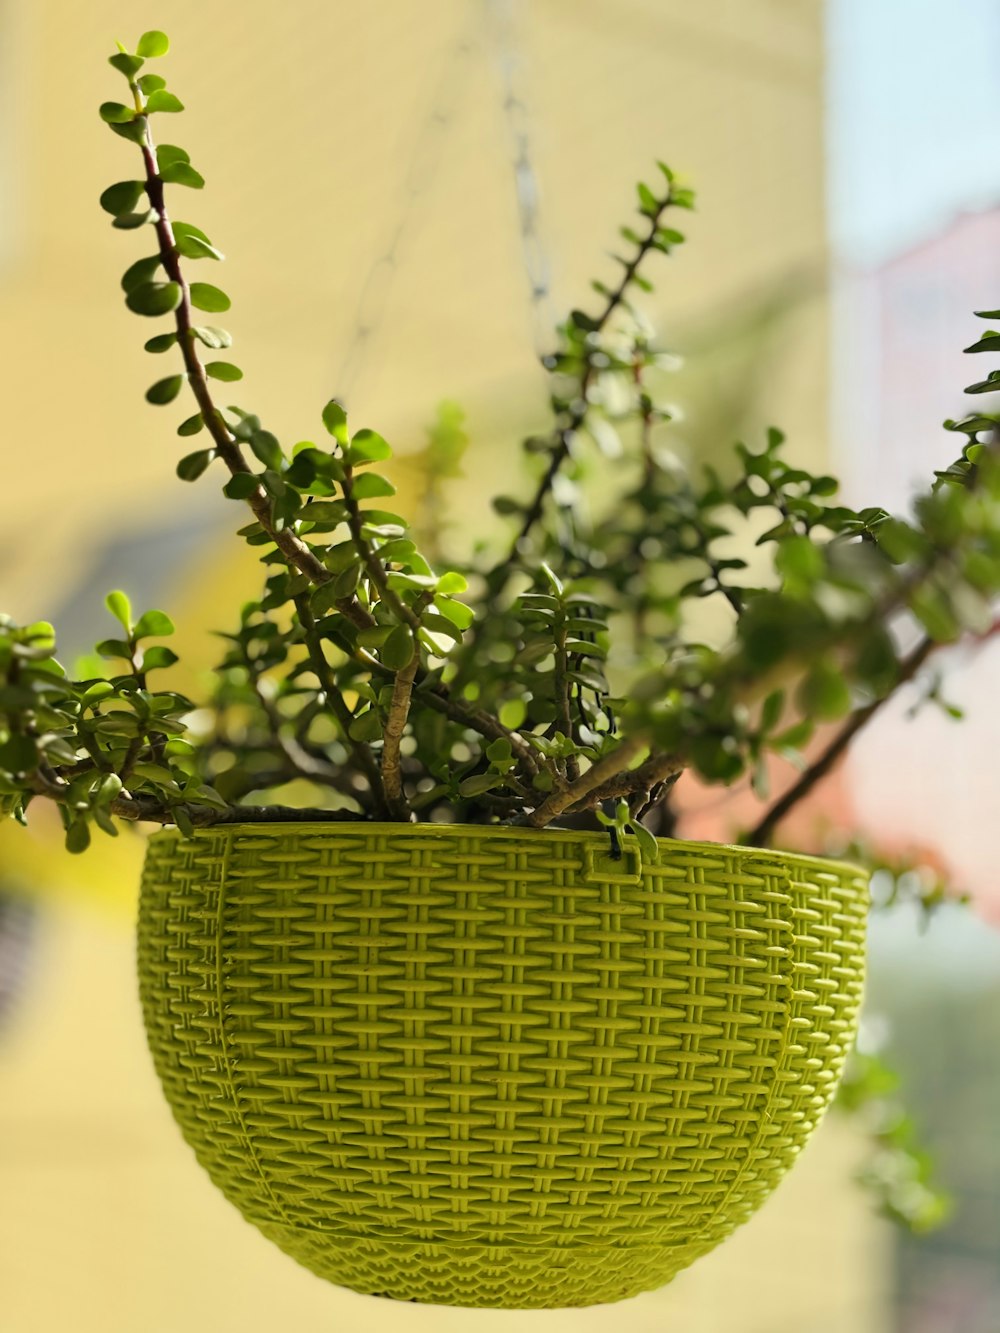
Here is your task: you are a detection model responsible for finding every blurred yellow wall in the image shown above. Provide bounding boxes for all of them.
[0,3,889,1330]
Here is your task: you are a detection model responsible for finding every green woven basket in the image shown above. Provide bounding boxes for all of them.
[137,822,867,1308]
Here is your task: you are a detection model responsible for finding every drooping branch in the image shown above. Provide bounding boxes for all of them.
[490,182,687,581]
[135,108,374,631]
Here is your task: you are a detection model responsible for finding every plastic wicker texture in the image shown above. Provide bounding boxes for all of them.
[137,823,867,1308]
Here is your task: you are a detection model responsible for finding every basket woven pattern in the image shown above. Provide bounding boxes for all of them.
[138,823,867,1308]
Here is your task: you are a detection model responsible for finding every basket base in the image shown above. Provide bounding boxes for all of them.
[261,1225,706,1308]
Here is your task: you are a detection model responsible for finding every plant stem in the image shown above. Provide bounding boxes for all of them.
[523,734,645,827]
[135,107,374,629]
[110,797,361,826]
[381,652,419,819]
[567,749,681,811]
[293,595,389,815]
[341,465,421,629]
[489,187,683,583]
[743,634,937,847]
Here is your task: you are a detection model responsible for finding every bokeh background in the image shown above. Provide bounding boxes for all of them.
[1,3,999,1330]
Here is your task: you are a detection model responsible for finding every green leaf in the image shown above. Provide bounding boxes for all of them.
[159,161,204,189]
[111,210,154,231]
[176,449,213,481]
[121,255,161,292]
[80,681,114,707]
[303,500,348,524]
[99,101,134,124]
[177,413,204,437]
[486,737,514,767]
[331,563,361,599]
[351,472,396,500]
[322,399,349,444]
[775,536,824,585]
[145,90,184,114]
[137,74,166,95]
[223,473,260,500]
[381,623,416,671]
[796,664,852,722]
[0,734,38,774]
[65,819,92,855]
[760,689,785,733]
[419,612,462,643]
[156,145,189,170]
[249,431,283,469]
[637,181,659,215]
[108,52,144,77]
[171,219,210,244]
[356,624,393,650]
[140,646,179,671]
[459,773,503,797]
[134,609,175,638]
[144,332,177,353]
[436,571,467,595]
[100,180,146,215]
[136,30,170,58]
[205,361,243,382]
[690,736,744,783]
[963,331,1000,354]
[630,821,659,864]
[173,806,195,837]
[126,281,181,316]
[348,428,392,464]
[189,282,231,312]
[175,233,224,260]
[192,325,231,348]
[145,375,184,405]
[348,709,383,743]
[108,117,148,145]
[104,590,133,633]
[436,598,474,631]
[94,638,132,661]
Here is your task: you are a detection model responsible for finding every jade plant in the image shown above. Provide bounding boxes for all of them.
[0,26,995,1244]
[1,33,998,867]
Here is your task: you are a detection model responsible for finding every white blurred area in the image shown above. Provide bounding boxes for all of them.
[829,0,1000,913]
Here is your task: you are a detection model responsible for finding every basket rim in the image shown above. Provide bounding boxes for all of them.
[146,820,868,880]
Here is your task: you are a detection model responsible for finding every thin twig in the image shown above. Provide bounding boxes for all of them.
[488,186,683,583]
[522,734,645,827]
[744,635,937,847]
[294,595,389,816]
[341,464,420,629]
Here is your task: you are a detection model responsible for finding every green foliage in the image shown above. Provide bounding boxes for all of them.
[836,1049,952,1234]
[3,28,999,880]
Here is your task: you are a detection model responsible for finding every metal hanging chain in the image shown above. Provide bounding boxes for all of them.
[484,0,557,359]
[333,21,478,400]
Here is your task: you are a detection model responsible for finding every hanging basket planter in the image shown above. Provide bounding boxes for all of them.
[138,821,867,1308]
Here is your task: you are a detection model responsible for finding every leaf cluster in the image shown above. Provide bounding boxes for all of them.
[1,32,999,853]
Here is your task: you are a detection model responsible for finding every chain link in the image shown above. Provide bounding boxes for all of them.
[485,0,557,358]
[332,23,477,399]
[334,3,556,396]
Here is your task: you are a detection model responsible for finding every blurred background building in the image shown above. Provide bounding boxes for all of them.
[0,2,997,1331]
